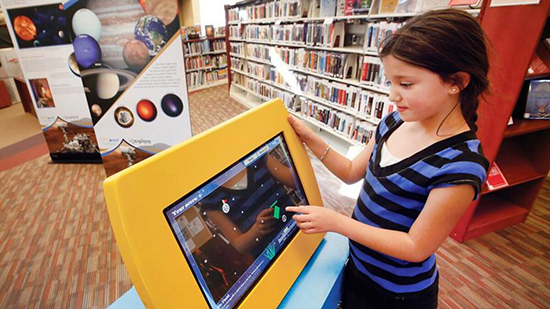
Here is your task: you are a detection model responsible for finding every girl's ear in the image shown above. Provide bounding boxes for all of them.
[450,72,471,93]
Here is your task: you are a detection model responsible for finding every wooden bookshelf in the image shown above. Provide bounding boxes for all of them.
[182,36,226,43]
[450,0,550,242]
[182,32,228,91]
[504,118,550,137]
[224,0,407,147]
[460,194,529,241]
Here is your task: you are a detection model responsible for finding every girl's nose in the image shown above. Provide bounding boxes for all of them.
[388,88,401,103]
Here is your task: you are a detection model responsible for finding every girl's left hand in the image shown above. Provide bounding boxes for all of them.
[285,206,343,234]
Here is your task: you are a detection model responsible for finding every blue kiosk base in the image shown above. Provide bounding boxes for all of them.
[107,232,349,309]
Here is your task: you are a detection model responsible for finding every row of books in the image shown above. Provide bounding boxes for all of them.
[231,65,393,121]
[245,77,299,108]
[228,0,306,22]
[184,39,226,56]
[303,100,377,145]
[187,68,228,89]
[182,25,225,41]
[238,43,361,80]
[239,22,345,48]
[228,0,373,23]
[185,54,227,71]
[233,20,400,49]
[229,0,470,23]
[231,69,385,144]
[230,42,245,56]
[360,56,386,87]
[364,21,401,52]
[303,100,355,137]
[302,100,378,145]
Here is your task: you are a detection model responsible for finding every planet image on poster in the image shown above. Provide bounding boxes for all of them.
[72,8,102,41]
[73,34,101,68]
[161,93,183,117]
[123,39,150,71]
[68,53,80,76]
[32,8,68,46]
[134,16,168,56]
[91,104,102,117]
[96,72,120,100]
[13,16,36,41]
[136,99,157,122]
[145,0,178,25]
[81,68,136,98]
[114,107,134,128]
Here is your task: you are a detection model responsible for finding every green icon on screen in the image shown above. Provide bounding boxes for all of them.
[263,244,276,260]
[270,200,280,219]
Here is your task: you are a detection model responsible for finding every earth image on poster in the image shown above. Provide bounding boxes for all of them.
[134,15,168,56]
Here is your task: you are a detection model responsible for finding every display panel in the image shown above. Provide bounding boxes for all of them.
[164,134,307,309]
[103,99,324,309]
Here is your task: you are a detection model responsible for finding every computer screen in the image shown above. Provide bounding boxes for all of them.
[164,133,308,309]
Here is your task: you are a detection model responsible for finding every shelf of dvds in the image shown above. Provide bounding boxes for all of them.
[182,31,228,92]
[450,0,550,242]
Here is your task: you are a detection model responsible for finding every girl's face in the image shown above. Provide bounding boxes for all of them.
[382,55,457,123]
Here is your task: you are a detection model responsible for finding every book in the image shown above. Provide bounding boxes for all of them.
[205,25,214,38]
[395,0,417,13]
[485,162,508,191]
[448,0,483,7]
[524,80,550,120]
[320,0,337,17]
[379,0,398,13]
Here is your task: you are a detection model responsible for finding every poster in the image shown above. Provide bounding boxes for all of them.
[1,0,102,163]
[65,0,192,176]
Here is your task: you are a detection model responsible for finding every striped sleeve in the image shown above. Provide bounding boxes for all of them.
[427,151,489,200]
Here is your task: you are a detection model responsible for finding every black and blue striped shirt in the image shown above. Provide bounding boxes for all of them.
[350,111,489,293]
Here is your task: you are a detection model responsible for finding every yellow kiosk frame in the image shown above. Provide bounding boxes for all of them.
[103,99,325,309]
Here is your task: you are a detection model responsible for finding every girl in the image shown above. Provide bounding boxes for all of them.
[286,9,490,309]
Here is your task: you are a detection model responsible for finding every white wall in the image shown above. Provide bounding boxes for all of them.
[199,0,238,27]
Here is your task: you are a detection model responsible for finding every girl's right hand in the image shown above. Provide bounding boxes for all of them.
[287,114,316,144]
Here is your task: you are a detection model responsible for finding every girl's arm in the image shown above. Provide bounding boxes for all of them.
[287,184,475,262]
[288,115,375,184]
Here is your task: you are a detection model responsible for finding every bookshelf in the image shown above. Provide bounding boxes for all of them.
[450,0,550,242]
[224,1,481,149]
[182,32,228,92]
[224,0,421,149]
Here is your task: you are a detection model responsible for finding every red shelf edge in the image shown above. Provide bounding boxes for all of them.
[481,174,547,195]
[462,197,529,241]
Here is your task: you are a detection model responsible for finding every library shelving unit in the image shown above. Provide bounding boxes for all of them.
[450,0,550,242]
[223,0,479,153]
[182,35,228,92]
[223,0,419,151]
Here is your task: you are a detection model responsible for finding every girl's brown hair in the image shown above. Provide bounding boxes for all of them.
[379,9,490,132]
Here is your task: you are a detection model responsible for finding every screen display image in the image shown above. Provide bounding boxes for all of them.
[164,133,308,309]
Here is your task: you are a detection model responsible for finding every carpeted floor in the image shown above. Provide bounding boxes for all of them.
[0,85,549,308]
[0,103,42,149]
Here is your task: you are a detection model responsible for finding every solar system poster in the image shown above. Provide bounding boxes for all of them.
[1,0,102,163]
[64,0,193,177]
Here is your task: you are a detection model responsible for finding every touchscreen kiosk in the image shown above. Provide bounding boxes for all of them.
[104,99,325,309]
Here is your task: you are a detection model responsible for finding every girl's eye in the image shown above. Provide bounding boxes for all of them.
[400,83,412,88]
